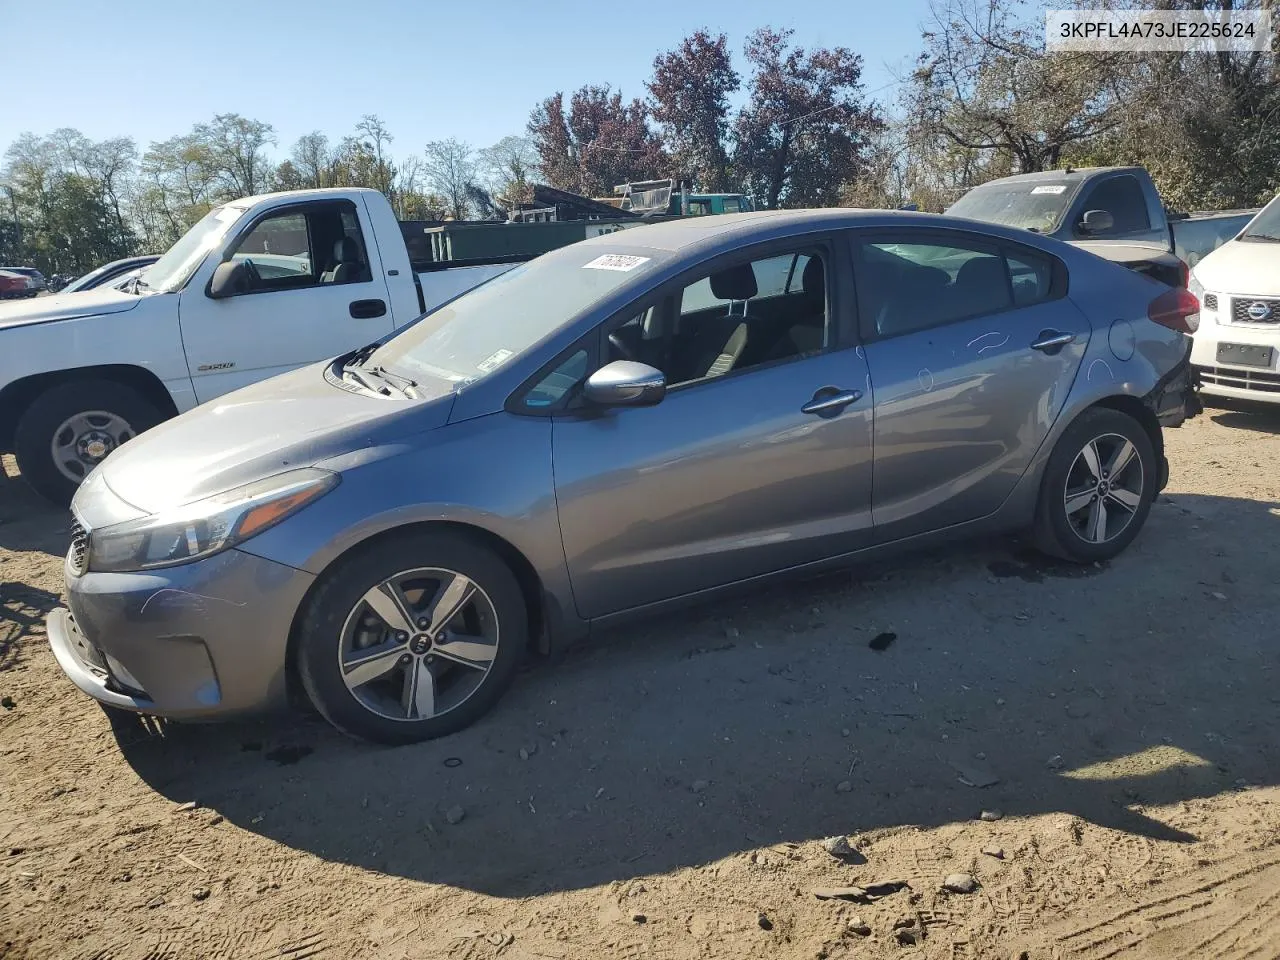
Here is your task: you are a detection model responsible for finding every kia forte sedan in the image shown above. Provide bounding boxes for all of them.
[47,210,1201,744]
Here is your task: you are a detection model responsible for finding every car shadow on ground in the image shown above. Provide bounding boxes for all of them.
[0,461,68,557]
[108,492,1280,898]
[1206,398,1280,434]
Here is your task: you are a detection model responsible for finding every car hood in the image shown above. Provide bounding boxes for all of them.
[0,286,143,328]
[1193,240,1280,296]
[90,364,455,515]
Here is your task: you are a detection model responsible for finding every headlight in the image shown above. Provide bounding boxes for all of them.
[87,468,338,573]
[1188,273,1205,301]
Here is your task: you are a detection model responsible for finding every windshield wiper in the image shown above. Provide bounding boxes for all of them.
[342,365,392,396]
[1242,233,1280,242]
[369,366,419,399]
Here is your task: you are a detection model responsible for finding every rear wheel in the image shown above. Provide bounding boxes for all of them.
[14,380,163,506]
[296,530,527,744]
[1033,407,1157,563]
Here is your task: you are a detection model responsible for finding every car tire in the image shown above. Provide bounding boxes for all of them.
[296,529,528,745]
[1033,407,1157,563]
[14,380,164,507]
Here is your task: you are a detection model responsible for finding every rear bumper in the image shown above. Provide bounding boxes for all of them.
[1147,339,1203,428]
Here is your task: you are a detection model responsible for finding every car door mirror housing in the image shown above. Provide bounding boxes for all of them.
[583,361,666,408]
[1079,209,1115,235]
[208,260,247,299]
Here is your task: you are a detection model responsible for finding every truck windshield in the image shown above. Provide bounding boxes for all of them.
[144,205,246,293]
[947,181,1078,233]
[1239,196,1280,241]
[367,246,659,387]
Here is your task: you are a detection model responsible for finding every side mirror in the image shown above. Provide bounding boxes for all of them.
[583,360,666,408]
[208,260,248,299]
[1079,209,1115,235]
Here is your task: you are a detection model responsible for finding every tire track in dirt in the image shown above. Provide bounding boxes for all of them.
[1052,849,1280,959]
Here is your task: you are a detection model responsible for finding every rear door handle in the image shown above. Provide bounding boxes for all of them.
[801,388,862,416]
[350,298,387,319]
[1031,330,1075,353]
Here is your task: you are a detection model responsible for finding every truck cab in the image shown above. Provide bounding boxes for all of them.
[0,189,441,504]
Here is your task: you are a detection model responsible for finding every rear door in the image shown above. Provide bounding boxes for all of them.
[850,229,1090,542]
[178,199,393,401]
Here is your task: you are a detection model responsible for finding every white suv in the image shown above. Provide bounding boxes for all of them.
[1190,195,1280,403]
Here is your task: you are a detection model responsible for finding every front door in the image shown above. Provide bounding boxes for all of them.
[179,199,393,401]
[551,243,875,620]
[851,230,1090,541]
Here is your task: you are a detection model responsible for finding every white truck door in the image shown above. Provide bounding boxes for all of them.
[178,198,394,402]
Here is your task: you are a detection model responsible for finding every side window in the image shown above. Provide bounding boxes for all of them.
[614,248,828,389]
[224,202,372,294]
[722,197,742,213]
[1077,176,1150,235]
[523,349,588,408]
[752,253,799,298]
[1006,249,1054,307]
[686,200,712,216]
[858,239,1012,338]
[230,211,314,290]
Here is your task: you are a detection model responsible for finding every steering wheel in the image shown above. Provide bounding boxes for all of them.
[240,257,263,290]
[607,331,636,362]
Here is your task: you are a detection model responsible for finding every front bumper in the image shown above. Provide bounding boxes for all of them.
[48,547,315,720]
[1191,303,1280,403]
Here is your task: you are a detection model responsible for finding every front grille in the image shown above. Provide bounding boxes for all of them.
[68,517,89,576]
[1229,296,1280,324]
[1203,293,1218,310]
[1195,365,1280,394]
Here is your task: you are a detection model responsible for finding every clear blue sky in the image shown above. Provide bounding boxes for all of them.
[0,0,934,156]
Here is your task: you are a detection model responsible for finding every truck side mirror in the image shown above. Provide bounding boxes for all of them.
[208,260,248,299]
[1079,209,1115,235]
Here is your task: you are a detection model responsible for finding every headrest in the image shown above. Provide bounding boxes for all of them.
[955,256,1006,288]
[709,263,757,301]
[333,236,360,262]
[802,257,824,296]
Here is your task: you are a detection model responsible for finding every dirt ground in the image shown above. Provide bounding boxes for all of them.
[2,403,1279,960]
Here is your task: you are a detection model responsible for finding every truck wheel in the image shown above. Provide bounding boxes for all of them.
[14,380,164,506]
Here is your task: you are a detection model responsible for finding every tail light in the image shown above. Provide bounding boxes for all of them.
[1149,287,1200,334]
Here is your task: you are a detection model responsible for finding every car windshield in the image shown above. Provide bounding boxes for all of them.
[947,181,1079,233]
[368,245,660,386]
[1239,195,1280,241]
[143,205,246,293]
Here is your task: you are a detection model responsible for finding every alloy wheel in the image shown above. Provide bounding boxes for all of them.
[337,567,500,722]
[1062,432,1145,544]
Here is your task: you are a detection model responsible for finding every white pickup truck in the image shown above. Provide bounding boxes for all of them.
[0,188,523,504]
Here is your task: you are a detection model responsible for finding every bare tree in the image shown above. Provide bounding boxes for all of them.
[909,0,1128,173]
[422,138,476,220]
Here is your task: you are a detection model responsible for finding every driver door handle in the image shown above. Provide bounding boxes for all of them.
[1031,330,1075,353]
[801,388,862,415]
[350,299,387,319]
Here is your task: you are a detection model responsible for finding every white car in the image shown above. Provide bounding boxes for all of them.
[1189,195,1280,403]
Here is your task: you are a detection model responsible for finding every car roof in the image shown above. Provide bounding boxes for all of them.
[583,207,1063,258]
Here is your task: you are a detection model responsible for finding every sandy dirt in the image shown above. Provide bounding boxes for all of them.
[2,403,1279,960]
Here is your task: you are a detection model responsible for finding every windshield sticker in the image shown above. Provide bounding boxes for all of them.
[1031,185,1067,195]
[583,254,651,272]
[476,349,515,373]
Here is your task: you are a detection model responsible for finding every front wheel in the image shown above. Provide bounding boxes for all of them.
[296,530,528,744]
[14,380,164,506]
[1033,407,1157,563]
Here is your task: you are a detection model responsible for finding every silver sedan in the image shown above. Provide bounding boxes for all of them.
[47,210,1202,743]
